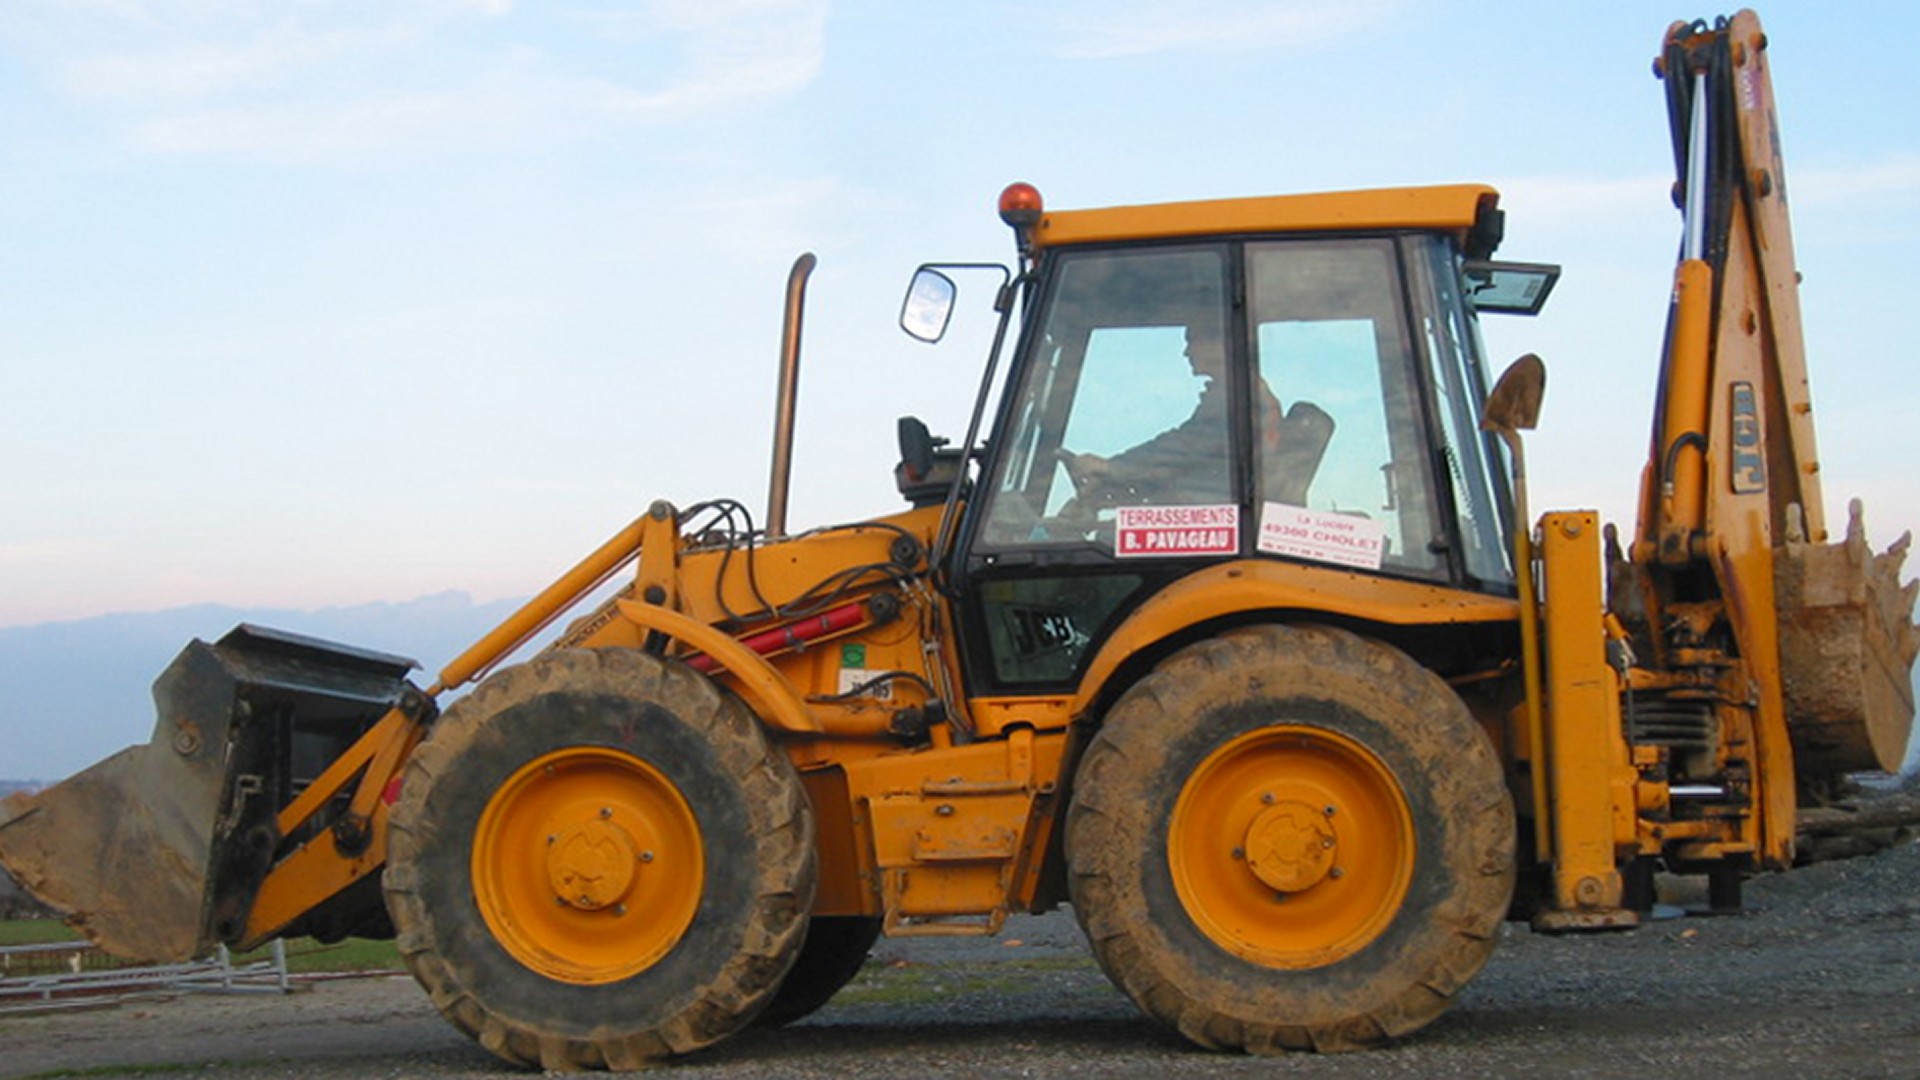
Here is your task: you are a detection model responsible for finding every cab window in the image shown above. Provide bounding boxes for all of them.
[977,245,1234,550]
[1248,239,1444,577]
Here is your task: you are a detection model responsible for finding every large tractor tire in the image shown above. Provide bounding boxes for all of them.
[1066,624,1514,1053]
[383,648,816,1070]
[753,914,883,1028]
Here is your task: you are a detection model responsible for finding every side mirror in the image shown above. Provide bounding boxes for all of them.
[1463,261,1561,316]
[900,267,957,343]
[1483,353,1546,436]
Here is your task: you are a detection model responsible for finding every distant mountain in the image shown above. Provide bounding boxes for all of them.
[0,592,524,782]
[3,591,1915,786]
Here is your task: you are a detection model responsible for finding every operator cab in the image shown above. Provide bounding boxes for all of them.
[905,184,1556,695]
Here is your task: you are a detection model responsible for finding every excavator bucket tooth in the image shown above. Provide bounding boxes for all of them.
[1776,500,1920,779]
[0,624,417,963]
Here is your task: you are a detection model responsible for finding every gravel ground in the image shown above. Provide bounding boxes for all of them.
[5,837,1919,1079]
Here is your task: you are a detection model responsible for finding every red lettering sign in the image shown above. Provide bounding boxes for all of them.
[1115,505,1240,558]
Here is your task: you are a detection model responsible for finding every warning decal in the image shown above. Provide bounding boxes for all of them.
[1114,505,1240,558]
[1257,503,1387,570]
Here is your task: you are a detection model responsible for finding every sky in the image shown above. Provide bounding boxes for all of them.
[3,0,1918,628]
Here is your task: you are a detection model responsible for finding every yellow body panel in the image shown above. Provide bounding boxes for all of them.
[833,729,1067,926]
[1535,512,1635,927]
[1066,559,1519,722]
[1033,184,1495,249]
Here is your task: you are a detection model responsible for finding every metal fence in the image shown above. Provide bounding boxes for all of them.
[0,938,292,1014]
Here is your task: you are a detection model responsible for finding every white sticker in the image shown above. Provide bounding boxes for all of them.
[1257,503,1387,570]
[836,668,894,700]
[1114,505,1240,558]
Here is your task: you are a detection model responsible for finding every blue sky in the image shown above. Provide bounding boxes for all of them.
[3,1,1917,627]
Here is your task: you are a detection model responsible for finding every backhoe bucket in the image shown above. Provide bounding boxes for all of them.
[1776,501,1920,779]
[0,625,416,963]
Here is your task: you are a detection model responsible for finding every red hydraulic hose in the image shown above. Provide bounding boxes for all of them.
[684,601,868,673]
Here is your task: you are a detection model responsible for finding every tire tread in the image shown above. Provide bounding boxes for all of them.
[1065,624,1514,1054]
[384,648,814,1069]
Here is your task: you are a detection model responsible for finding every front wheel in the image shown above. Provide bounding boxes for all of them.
[383,648,815,1070]
[1066,624,1514,1053]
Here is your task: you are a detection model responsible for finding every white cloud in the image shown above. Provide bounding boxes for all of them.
[585,1,826,118]
[11,1,480,99]
[131,88,526,161]
[59,23,406,103]
[1790,155,1920,203]
[1051,0,1399,60]
[1484,155,1920,227]
[1486,173,1668,221]
[3,0,827,163]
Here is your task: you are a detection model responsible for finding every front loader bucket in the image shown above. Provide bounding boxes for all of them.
[0,625,416,963]
[1776,501,1920,779]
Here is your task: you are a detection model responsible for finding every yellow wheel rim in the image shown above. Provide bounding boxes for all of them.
[1169,724,1414,969]
[472,747,703,985]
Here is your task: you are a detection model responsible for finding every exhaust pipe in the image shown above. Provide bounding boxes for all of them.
[766,252,816,540]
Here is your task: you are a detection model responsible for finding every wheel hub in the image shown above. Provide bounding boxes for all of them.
[473,747,703,984]
[547,816,640,911]
[1243,800,1336,893]
[1169,724,1414,969]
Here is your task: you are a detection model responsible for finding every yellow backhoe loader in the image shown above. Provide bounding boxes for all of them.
[2,9,1913,1068]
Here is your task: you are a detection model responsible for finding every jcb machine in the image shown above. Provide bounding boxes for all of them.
[2,10,1913,1068]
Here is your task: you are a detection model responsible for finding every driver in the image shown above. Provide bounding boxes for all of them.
[1061,323,1278,506]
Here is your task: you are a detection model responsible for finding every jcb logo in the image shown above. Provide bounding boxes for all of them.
[1731,381,1766,494]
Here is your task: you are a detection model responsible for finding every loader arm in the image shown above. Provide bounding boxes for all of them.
[0,494,935,960]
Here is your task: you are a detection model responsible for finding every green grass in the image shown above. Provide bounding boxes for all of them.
[0,919,401,973]
[0,918,80,946]
[233,936,402,973]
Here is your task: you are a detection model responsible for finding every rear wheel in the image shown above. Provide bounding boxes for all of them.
[1066,624,1513,1053]
[753,915,883,1027]
[384,648,815,1070]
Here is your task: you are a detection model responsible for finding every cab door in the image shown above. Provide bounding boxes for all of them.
[953,243,1243,695]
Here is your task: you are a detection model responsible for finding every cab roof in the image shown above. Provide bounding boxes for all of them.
[1030,183,1499,251]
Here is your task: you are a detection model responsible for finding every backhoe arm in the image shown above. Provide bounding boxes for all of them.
[1619,13,1916,877]
[1641,9,1822,556]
